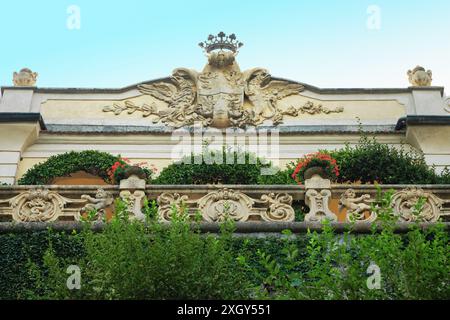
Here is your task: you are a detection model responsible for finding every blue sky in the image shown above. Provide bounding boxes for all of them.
[0,0,449,90]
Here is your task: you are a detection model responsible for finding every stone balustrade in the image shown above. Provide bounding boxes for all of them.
[1,174,450,224]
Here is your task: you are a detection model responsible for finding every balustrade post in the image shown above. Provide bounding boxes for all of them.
[119,174,147,221]
[304,174,338,222]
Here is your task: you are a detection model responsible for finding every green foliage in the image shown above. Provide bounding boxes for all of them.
[21,200,250,300]
[326,135,449,184]
[257,162,297,185]
[262,134,450,185]
[18,150,121,185]
[245,191,450,300]
[2,192,449,300]
[0,230,83,299]
[153,148,273,185]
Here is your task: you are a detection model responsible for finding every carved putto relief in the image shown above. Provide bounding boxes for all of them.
[103,32,344,128]
[80,188,114,221]
[339,189,376,222]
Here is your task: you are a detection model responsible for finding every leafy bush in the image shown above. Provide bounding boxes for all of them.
[327,135,447,184]
[0,230,83,299]
[153,148,272,185]
[261,135,450,185]
[13,194,449,300]
[241,191,450,300]
[18,150,121,185]
[22,203,250,300]
[257,162,297,185]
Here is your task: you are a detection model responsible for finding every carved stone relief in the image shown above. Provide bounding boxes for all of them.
[103,33,343,128]
[0,188,86,222]
[156,188,295,223]
[444,97,450,113]
[260,193,295,222]
[13,68,38,87]
[391,187,444,222]
[120,190,146,221]
[407,66,432,87]
[304,175,338,222]
[338,189,376,223]
[337,187,449,223]
[80,188,114,221]
[157,192,190,222]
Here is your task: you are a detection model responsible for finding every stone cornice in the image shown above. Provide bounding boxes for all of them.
[0,112,46,130]
[1,78,444,96]
[396,115,450,130]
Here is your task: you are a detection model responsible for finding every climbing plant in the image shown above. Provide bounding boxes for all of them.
[18,151,121,185]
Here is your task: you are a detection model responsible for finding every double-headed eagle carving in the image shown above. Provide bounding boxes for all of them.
[136,66,304,128]
[104,33,343,128]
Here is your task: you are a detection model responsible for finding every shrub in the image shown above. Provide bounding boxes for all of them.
[153,148,273,185]
[241,191,450,300]
[22,202,250,300]
[0,230,83,299]
[18,150,121,185]
[326,135,442,184]
[262,135,450,185]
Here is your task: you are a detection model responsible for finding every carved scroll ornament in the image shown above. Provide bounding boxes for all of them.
[156,188,295,223]
[0,188,86,222]
[391,187,444,222]
[338,187,448,223]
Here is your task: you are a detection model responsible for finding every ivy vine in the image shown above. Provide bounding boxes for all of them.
[18,150,120,185]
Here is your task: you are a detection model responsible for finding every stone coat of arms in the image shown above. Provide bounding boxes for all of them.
[104,32,343,128]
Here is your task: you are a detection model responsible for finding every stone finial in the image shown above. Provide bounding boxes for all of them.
[13,68,38,87]
[407,66,432,87]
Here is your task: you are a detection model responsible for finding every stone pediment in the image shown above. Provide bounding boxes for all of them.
[22,32,433,131]
[100,32,346,129]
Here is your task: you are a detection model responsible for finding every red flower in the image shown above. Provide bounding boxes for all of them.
[291,152,339,185]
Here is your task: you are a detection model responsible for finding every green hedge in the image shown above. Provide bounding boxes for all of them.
[328,137,450,184]
[153,149,271,185]
[260,137,450,185]
[0,229,303,300]
[0,230,84,299]
[17,136,450,186]
[1,221,448,300]
[18,151,120,185]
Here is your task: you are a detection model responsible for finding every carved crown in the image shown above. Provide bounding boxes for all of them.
[199,32,244,53]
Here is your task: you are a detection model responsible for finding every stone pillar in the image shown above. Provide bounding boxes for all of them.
[0,121,41,184]
[406,122,450,174]
[304,174,338,222]
[0,77,42,184]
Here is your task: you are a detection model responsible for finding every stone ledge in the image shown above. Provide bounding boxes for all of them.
[1,81,445,96]
[44,124,401,134]
[0,112,46,130]
[396,115,450,130]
